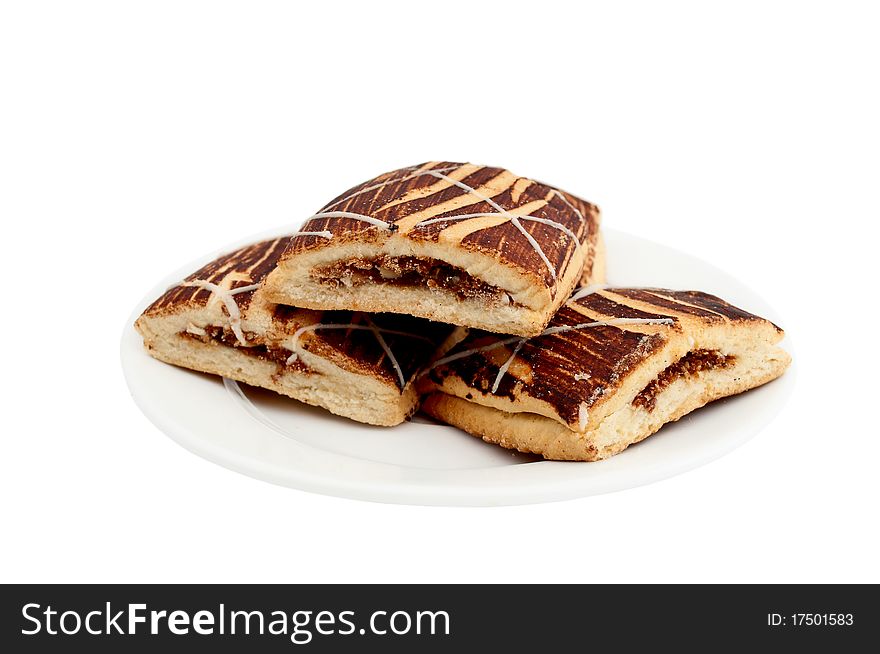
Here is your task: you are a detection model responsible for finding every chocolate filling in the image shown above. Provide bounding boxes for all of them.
[632,349,735,412]
[313,256,515,304]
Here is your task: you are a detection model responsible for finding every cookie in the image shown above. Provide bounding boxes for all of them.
[135,238,460,426]
[420,287,791,460]
[263,162,603,336]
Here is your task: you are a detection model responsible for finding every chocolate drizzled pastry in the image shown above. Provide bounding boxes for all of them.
[420,287,790,461]
[136,238,460,426]
[262,162,604,337]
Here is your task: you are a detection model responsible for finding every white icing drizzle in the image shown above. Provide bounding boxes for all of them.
[365,316,407,389]
[551,189,586,227]
[425,170,509,213]
[285,320,432,389]
[416,212,582,252]
[514,216,557,279]
[185,323,207,337]
[425,335,525,373]
[574,372,591,381]
[516,213,581,245]
[179,280,262,346]
[426,317,675,397]
[569,284,606,302]
[291,230,333,240]
[304,210,396,231]
[541,317,674,337]
[320,164,461,213]
[414,212,495,227]
[424,170,560,280]
[578,402,589,432]
[490,338,527,394]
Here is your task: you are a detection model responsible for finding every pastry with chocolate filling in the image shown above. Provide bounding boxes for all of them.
[135,238,460,426]
[262,162,604,337]
[420,287,791,461]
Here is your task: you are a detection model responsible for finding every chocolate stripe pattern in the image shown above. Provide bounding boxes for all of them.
[288,162,600,291]
[427,287,777,429]
[147,237,289,315]
[144,238,453,391]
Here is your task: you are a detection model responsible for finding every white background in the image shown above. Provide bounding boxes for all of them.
[2,1,877,583]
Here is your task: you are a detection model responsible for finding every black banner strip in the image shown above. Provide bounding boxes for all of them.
[1,584,875,652]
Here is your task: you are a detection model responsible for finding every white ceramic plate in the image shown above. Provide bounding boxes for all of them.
[121,227,793,506]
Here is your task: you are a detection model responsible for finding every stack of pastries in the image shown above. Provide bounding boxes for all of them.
[136,162,790,460]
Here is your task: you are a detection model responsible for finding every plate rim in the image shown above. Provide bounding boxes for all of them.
[120,226,795,506]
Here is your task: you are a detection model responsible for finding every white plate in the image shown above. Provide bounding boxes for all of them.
[121,227,794,506]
